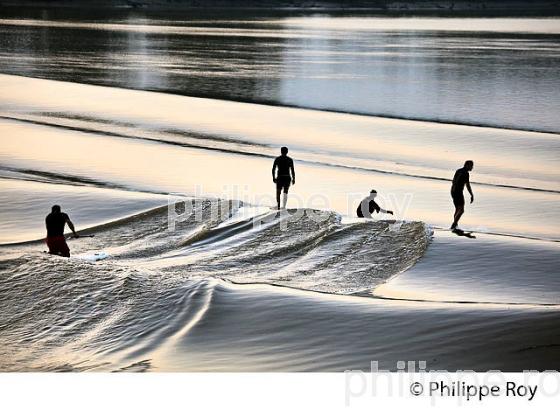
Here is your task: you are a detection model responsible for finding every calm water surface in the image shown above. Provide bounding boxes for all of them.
[0,9,559,132]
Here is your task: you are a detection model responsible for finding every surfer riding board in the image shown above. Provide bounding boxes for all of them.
[450,160,474,232]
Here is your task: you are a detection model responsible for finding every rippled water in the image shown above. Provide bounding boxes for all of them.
[1,200,558,372]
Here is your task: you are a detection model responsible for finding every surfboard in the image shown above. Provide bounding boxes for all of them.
[42,250,110,261]
[76,251,110,261]
[451,228,476,239]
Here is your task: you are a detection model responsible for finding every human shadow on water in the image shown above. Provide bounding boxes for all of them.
[452,228,476,239]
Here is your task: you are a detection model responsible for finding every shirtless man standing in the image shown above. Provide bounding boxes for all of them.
[450,160,474,230]
[272,147,296,210]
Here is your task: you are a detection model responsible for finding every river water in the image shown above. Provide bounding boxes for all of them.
[0,10,559,372]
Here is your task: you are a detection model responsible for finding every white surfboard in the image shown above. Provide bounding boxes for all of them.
[76,251,110,262]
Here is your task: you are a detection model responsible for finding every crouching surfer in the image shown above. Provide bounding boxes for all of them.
[356,189,394,218]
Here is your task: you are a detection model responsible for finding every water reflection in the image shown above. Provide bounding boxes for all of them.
[0,10,558,132]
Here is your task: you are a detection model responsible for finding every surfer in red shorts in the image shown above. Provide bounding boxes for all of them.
[45,205,79,257]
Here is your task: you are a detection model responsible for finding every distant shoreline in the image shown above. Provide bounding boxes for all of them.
[2,1,560,17]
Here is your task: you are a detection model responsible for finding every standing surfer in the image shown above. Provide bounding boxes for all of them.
[272,146,296,210]
[450,160,474,230]
[45,205,79,257]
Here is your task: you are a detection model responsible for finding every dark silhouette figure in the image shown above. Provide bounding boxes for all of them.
[45,205,78,257]
[356,189,394,218]
[450,160,474,230]
[272,146,295,210]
